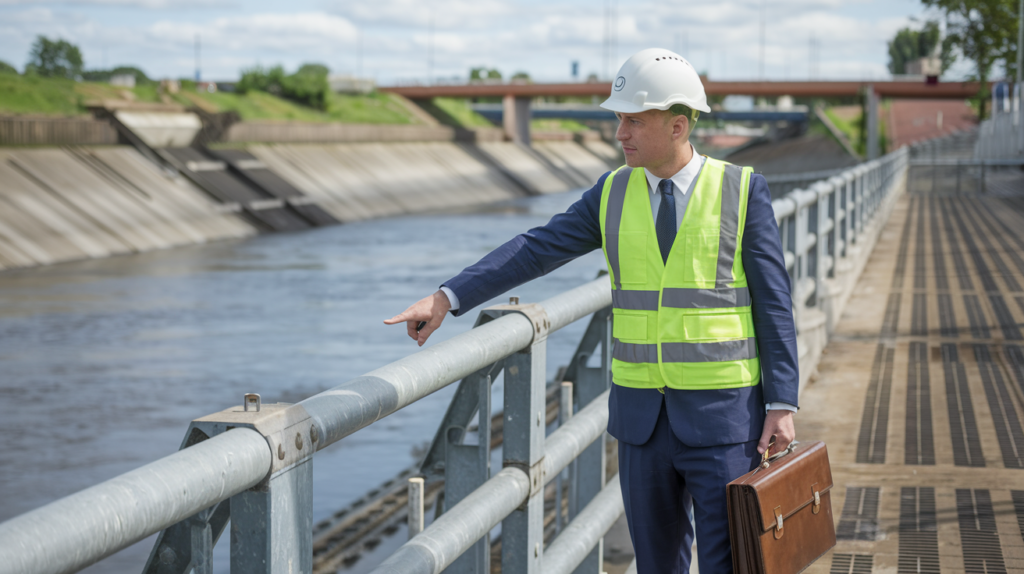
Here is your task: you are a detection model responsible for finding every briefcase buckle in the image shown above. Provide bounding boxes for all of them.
[773,506,784,539]
[812,489,821,515]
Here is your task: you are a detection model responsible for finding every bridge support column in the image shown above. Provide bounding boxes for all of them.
[865,85,879,160]
[503,95,532,145]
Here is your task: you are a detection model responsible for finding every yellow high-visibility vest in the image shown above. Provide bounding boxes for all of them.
[599,157,761,390]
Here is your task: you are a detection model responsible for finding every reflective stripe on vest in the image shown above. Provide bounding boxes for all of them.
[599,158,760,391]
[612,287,752,311]
[612,338,759,363]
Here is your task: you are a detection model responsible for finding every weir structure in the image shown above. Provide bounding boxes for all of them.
[0,137,909,573]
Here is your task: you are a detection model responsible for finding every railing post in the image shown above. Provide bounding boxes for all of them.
[555,381,573,535]
[228,422,314,574]
[855,170,864,239]
[141,399,315,574]
[408,478,425,540]
[497,302,549,574]
[570,307,612,574]
[189,509,214,574]
[444,374,493,574]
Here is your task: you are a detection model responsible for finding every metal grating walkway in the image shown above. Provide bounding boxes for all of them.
[803,191,1024,573]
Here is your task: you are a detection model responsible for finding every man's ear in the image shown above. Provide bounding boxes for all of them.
[673,115,689,140]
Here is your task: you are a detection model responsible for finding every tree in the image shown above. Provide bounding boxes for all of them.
[0,60,17,74]
[922,0,1018,118]
[297,63,330,77]
[469,67,502,81]
[887,21,954,74]
[25,36,83,79]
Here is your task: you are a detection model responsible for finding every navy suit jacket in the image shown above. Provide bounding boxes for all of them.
[444,168,799,448]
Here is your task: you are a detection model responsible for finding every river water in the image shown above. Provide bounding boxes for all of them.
[0,189,607,573]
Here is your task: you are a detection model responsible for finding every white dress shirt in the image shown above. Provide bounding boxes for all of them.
[440,143,795,413]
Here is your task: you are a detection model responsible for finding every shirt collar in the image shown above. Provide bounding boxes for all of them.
[644,143,704,196]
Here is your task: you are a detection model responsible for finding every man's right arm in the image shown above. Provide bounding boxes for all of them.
[441,172,610,316]
[385,172,610,345]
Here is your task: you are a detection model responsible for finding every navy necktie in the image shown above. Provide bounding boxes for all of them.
[655,178,676,264]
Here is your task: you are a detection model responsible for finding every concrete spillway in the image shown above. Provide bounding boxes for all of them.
[0,147,254,270]
[0,138,621,271]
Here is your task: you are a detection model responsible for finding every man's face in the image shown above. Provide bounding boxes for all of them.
[615,109,688,170]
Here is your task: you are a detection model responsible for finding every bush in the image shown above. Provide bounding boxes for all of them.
[81,66,152,84]
[236,63,330,110]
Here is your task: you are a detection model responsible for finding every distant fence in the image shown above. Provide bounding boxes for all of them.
[974,109,1024,160]
[0,116,118,146]
[225,121,457,143]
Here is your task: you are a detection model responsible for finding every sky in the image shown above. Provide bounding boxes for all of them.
[0,0,976,85]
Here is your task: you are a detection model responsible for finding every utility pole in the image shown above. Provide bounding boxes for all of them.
[427,10,434,85]
[357,28,363,78]
[603,0,609,79]
[759,0,765,80]
[194,34,200,82]
[606,0,614,73]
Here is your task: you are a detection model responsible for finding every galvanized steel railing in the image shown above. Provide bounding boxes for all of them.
[0,144,911,574]
[771,147,907,321]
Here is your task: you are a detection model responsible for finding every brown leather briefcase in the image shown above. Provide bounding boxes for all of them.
[727,440,836,574]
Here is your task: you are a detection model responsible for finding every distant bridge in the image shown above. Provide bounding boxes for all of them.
[382,80,986,154]
[380,79,985,100]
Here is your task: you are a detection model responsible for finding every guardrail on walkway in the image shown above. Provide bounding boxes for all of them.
[0,145,910,574]
[907,128,1024,195]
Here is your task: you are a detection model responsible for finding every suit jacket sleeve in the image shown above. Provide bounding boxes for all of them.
[442,172,610,316]
[743,174,799,407]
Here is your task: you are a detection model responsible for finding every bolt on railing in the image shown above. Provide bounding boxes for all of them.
[0,144,912,574]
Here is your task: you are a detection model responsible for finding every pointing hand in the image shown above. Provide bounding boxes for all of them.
[384,290,452,346]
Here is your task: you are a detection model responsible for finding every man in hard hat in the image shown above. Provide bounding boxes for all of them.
[386,48,797,573]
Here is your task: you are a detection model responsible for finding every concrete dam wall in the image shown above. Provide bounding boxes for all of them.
[0,139,621,271]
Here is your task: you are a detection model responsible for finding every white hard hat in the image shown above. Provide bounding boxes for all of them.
[600,48,711,114]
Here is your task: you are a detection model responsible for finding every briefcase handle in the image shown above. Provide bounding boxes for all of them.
[767,440,800,462]
[753,438,801,474]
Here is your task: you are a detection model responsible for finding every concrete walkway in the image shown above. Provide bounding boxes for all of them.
[802,192,1024,573]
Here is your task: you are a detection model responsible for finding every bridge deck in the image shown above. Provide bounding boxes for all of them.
[802,192,1024,573]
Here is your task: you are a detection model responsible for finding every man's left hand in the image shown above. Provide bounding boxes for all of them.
[758,410,795,455]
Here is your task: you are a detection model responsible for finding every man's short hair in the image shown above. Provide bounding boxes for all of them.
[669,103,699,123]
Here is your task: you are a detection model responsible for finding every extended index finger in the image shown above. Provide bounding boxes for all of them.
[383,311,410,325]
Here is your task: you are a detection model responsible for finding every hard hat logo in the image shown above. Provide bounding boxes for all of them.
[600,48,711,115]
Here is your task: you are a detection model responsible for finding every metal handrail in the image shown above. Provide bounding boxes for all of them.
[0,279,611,574]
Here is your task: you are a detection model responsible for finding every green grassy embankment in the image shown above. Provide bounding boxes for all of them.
[823,104,888,157]
[531,118,588,132]
[0,73,420,124]
[423,97,495,128]
[0,73,164,115]
[824,106,862,149]
[176,89,419,124]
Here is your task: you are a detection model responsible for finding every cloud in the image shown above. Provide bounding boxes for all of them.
[327,0,512,31]
[148,12,359,52]
[0,0,233,8]
[0,0,957,82]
